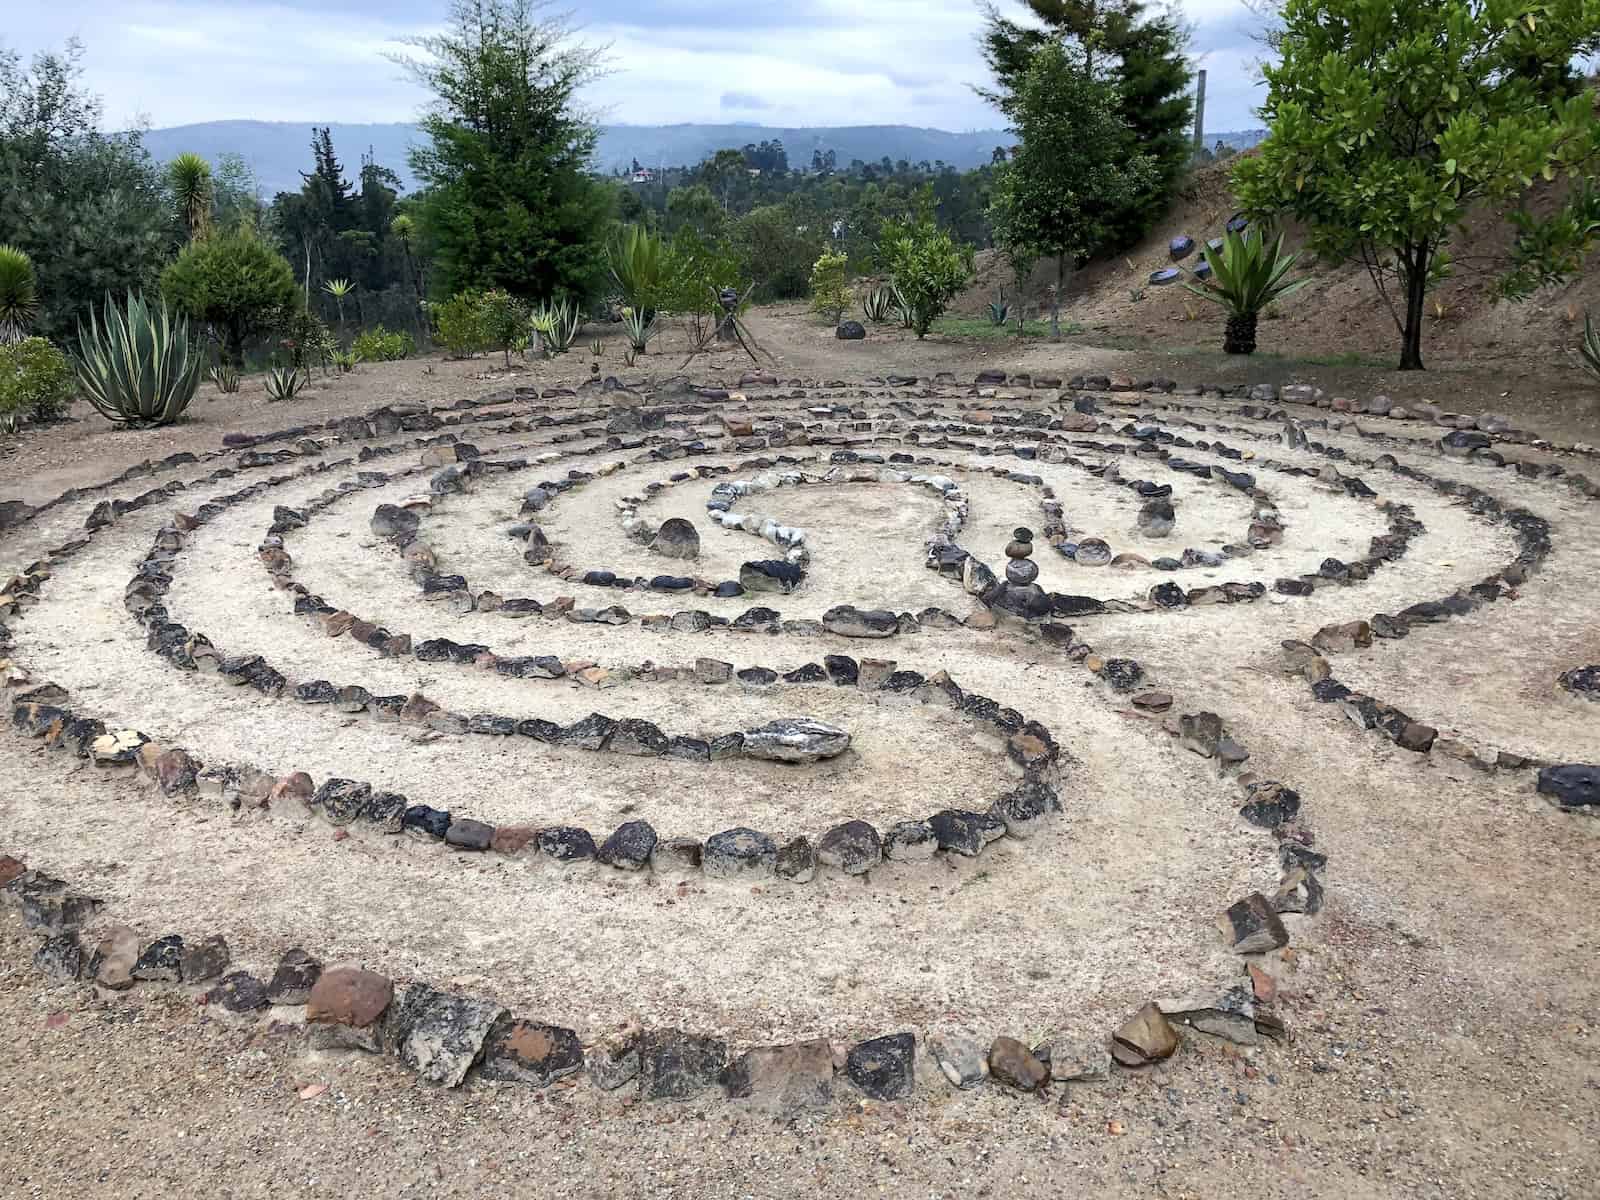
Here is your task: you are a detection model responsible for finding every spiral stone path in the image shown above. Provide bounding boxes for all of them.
[2,369,1596,1113]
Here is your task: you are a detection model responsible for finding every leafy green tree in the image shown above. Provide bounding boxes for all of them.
[808,250,852,324]
[161,227,300,364]
[735,204,823,300]
[988,40,1154,338]
[1236,0,1600,370]
[879,219,973,337]
[396,0,613,305]
[980,0,1191,250]
[0,40,171,341]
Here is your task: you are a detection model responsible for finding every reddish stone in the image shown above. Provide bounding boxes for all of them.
[490,824,537,855]
[307,967,393,1028]
[0,855,25,887]
[269,771,314,809]
[155,748,199,796]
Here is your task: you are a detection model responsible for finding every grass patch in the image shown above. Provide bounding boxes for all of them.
[932,316,1083,340]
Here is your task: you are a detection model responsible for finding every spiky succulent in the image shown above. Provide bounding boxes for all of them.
[1183,226,1310,319]
[208,362,241,393]
[74,292,204,426]
[861,285,895,323]
[0,245,39,344]
[1582,311,1600,381]
[263,363,308,401]
[168,152,214,240]
[531,298,583,355]
[621,306,658,353]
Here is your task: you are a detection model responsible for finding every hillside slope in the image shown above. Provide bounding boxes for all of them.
[961,159,1598,370]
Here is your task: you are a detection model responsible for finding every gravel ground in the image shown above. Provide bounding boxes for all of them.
[2,324,1598,1199]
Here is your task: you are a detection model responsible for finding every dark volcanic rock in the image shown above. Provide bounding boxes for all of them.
[846,1033,916,1100]
[480,1018,586,1085]
[816,820,882,874]
[1537,764,1600,812]
[639,1029,728,1100]
[599,820,658,869]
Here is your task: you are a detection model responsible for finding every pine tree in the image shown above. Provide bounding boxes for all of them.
[979,0,1191,249]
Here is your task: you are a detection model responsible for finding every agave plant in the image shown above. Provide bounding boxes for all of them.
[860,285,893,323]
[1581,311,1600,381]
[74,292,204,426]
[263,363,307,401]
[589,338,603,358]
[1183,226,1310,355]
[988,289,1010,327]
[208,362,241,393]
[168,152,213,240]
[622,306,658,354]
[890,283,916,330]
[531,298,583,356]
[0,245,39,344]
[607,225,663,318]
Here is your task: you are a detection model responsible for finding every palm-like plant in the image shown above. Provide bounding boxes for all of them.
[1581,311,1600,381]
[0,245,39,344]
[168,152,214,241]
[608,224,663,319]
[1183,227,1310,355]
[322,278,354,328]
[74,292,205,426]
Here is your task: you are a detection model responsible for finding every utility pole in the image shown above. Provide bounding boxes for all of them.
[1192,69,1207,160]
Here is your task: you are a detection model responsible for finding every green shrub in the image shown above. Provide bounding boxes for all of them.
[657,228,742,316]
[433,291,491,358]
[479,289,530,367]
[880,221,973,338]
[160,228,299,365]
[271,306,333,373]
[74,292,204,427]
[0,337,74,431]
[351,325,415,362]
[809,251,851,324]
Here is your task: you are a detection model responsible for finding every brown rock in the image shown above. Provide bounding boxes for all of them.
[1248,963,1277,1004]
[490,824,537,855]
[987,1036,1049,1091]
[1131,691,1173,712]
[307,966,393,1052]
[1219,893,1291,954]
[269,771,314,810]
[91,925,140,991]
[154,748,198,796]
[0,855,24,888]
[1111,1002,1180,1066]
[721,1039,836,1112]
[321,611,355,637]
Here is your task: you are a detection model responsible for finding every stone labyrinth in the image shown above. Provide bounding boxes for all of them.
[2,369,1598,1106]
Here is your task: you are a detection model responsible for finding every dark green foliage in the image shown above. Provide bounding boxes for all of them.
[988,40,1154,337]
[0,42,172,342]
[1234,0,1600,370]
[878,218,973,337]
[979,0,1192,250]
[160,228,300,365]
[398,0,613,305]
[733,205,822,300]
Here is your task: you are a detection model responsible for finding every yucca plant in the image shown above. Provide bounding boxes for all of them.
[608,225,664,319]
[0,245,39,344]
[322,277,354,327]
[333,350,358,373]
[208,362,240,393]
[168,152,213,241]
[622,306,658,354]
[75,292,204,426]
[1183,226,1310,355]
[861,285,894,323]
[1581,311,1600,381]
[263,363,307,401]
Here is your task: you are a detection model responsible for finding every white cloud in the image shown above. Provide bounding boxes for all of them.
[8,0,1270,132]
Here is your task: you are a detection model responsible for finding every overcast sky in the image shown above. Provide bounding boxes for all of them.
[10,0,1271,134]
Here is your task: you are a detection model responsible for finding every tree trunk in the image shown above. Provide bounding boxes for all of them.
[1399,246,1428,371]
[1051,254,1064,341]
[1223,311,1258,355]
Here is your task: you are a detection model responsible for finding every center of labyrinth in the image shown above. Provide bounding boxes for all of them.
[3,373,1596,1107]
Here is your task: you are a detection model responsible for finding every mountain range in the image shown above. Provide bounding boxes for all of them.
[138,120,1269,195]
